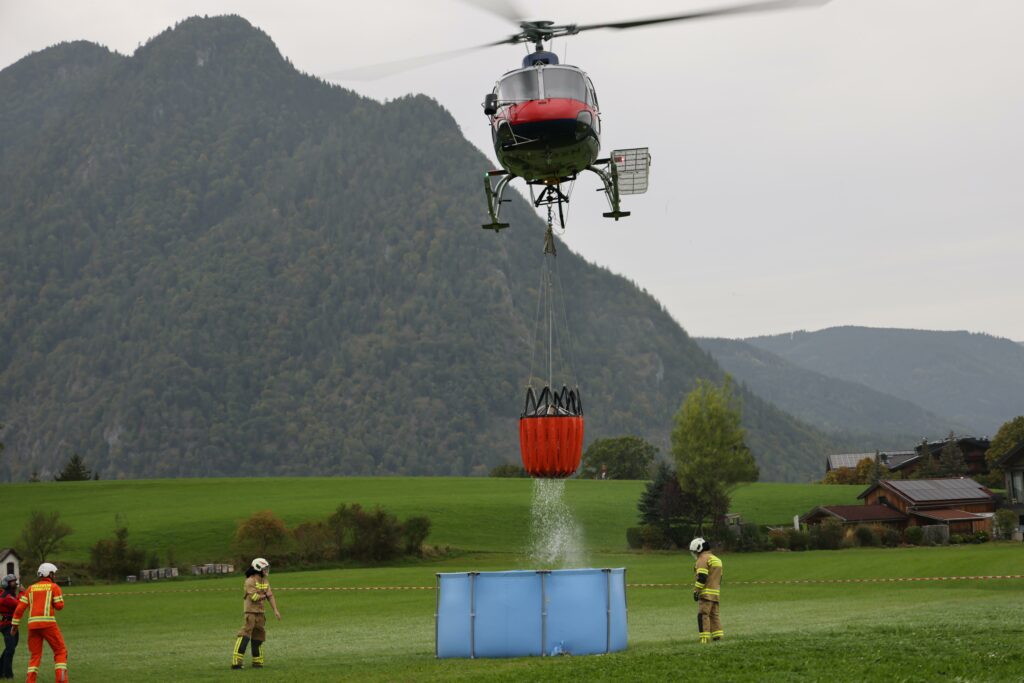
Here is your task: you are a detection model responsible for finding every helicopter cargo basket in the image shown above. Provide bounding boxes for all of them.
[611,148,651,195]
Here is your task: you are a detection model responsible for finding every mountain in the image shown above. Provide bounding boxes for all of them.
[0,16,838,482]
[697,337,970,444]
[744,327,1024,436]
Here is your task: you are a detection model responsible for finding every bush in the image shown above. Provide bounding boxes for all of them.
[877,526,900,547]
[89,525,146,580]
[974,530,990,544]
[994,509,1017,539]
[626,527,644,550]
[809,517,844,550]
[786,528,809,551]
[904,526,923,545]
[735,523,771,552]
[921,525,948,546]
[949,533,964,545]
[768,529,789,550]
[235,510,291,565]
[402,516,431,556]
[854,524,879,547]
[351,507,404,562]
[489,463,528,477]
[291,521,334,563]
[639,524,669,550]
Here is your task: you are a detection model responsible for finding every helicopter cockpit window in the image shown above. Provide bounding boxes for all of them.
[542,68,587,102]
[498,71,539,102]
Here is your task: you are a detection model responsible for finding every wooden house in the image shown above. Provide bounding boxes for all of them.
[801,504,907,528]
[858,478,995,534]
[890,437,991,478]
[825,451,915,475]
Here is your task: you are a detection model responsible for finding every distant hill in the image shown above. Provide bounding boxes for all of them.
[744,327,1024,436]
[0,16,841,482]
[697,337,970,445]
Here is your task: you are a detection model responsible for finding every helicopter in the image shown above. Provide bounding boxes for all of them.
[328,0,829,232]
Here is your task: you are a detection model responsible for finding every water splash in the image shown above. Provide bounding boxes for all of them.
[528,479,587,568]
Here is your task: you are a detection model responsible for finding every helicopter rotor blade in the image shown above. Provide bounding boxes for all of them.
[325,0,829,81]
[455,0,527,24]
[323,38,512,81]
[573,0,829,34]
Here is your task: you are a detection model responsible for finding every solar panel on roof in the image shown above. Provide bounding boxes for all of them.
[889,478,986,501]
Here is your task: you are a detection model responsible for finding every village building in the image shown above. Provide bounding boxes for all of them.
[802,504,907,528]
[886,436,991,478]
[0,549,21,580]
[859,478,995,534]
[825,451,916,475]
[803,478,995,534]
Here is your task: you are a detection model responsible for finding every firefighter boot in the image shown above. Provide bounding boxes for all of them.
[232,636,250,669]
[251,640,264,668]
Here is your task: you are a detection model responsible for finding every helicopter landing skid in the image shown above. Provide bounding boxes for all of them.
[482,148,649,230]
[482,170,513,231]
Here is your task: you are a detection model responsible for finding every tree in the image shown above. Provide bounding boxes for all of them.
[911,439,942,479]
[671,377,758,532]
[17,511,72,570]
[90,524,146,580]
[327,503,362,560]
[821,456,879,485]
[579,436,658,480]
[637,461,691,546]
[401,516,431,556]
[986,416,1024,475]
[234,510,291,562]
[937,432,967,477]
[869,451,886,484]
[994,509,1017,539]
[54,454,92,481]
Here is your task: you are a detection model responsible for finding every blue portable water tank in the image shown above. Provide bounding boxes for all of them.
[435,568,628,658]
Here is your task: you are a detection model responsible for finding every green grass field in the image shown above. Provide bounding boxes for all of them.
[2,478,862,564]
[7,478,1022,681]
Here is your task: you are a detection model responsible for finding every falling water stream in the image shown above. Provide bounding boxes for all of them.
[528,479,588,568]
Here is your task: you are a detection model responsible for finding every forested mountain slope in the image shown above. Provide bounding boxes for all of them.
[697,337,970,445]
[0,16,837,482]
[745,327,1024,436]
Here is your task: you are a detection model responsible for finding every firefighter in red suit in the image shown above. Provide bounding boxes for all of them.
[12,563,67,683]
[0,574,22,679]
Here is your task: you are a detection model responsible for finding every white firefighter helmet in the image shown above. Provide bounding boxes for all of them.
[37,562,58,577]
[689,538,708,556]
[251,557,270,572]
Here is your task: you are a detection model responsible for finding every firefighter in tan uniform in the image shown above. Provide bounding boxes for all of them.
[690,537,723,643]
[231,558,281,670]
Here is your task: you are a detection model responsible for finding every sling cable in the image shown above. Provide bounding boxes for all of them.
[519,210,584,478]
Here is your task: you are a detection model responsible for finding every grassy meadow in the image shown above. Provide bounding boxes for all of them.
[2,478,863,564]
[8,477,1023,681]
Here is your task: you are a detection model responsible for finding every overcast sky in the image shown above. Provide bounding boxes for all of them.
[3,0,1022,341]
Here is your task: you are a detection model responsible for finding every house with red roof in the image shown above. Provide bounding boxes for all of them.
[802,478,995,534]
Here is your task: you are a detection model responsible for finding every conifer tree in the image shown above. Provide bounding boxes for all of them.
[937,432,966,477]
[55,454,92,481]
